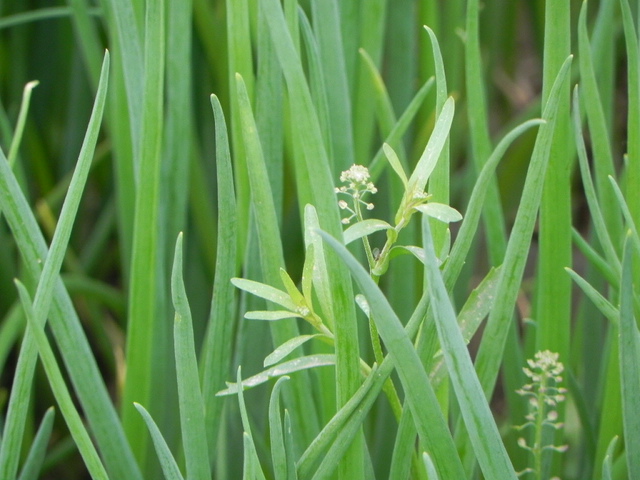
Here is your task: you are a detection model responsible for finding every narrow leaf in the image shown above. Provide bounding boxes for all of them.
[343,219,393,245]
[134,403,184,480]
[264,335,326,367]
[217,355,336,396]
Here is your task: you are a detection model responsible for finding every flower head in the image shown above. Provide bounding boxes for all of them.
[515,350,568,477]
[335,165,377,224]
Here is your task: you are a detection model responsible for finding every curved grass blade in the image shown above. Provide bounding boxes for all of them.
[343,219,393,245]
[15,282,109,480]
[472,55,572,399]
[423,452,439,480]
[7,80,38,168]
[171,234,211,480]
[297,292,430,478]
[368,77,434,182]
[217,355,336,396]
[283,411,298,480]
[264,335,327,367]
[199,94,238,459]
[608,175,640,253]
[422,218,517,480]
[405,97,454,196]
[318,230,466,479]
[236,70,321,443]
[445,119,544,287]
[571,86,620,273]
[236,368,267,480]
[269,377,290,480]
[310,0,354,172]
[260,10,366,464]
[0,52,142,480]
[565,268,619,325]
[231,278,297,311]
[134,403,184,480]
[619,0,640,224]
[464,0,507,263]
[17,407,55,480]
[602,436,619,480]
[619,235,640,479]
[577,1,621,242]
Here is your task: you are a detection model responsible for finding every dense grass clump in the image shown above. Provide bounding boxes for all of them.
[0,1,638,479]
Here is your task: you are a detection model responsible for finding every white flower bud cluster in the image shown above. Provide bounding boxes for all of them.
[334,165,377,224]
[515,350,568,477]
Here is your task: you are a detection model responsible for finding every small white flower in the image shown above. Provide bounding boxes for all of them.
[335,164,377,225]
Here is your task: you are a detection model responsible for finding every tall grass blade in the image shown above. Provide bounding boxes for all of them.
[421,218,517,479]
[134,403,185,480]
[318,230,467,479]
[199,94,238,459]
[619,235,640,478]
[121,0,166,466]
[15,282,109,480]
[0,52,142,480]
[619,0,640,228]
[171,233,211,480]
[17,407,55,480]
[473,55,572,399]
[269,377,290,480]
[464,0,507,263]
[235,72,321,445]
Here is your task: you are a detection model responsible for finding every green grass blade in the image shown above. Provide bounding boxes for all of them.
[619,235,640,478]
[199,94,238,460]
[256,6,284,218]
[0,52,116,479]
[7,80,38,168]
[577,1,621,242]
[619,0,640,229]
[464,0,507,264]
[15,282,109,480]
[602,436,619,480]
[422,26,451,255]
[536,0,572,375]
[368,77,434,182]
[473,55,572,399]
[236,368,268,480]
[269,376,290,480]
[260,3,362,388]
[171,233,211,480]
[17,407,55,480]
[406,96,454,196]
[163,0,193,247]
[310,0,354,172]
[318,230,466,479]
[68,0,103,88]
[99,0,143,157]
[421,217,517,479]
[236,68,323,445]
[134,403,185,480]
[284,411,298,480]
[446,119,544,287]
[352,0,387,163]
[572,86,620,272]
[565,268,619,324]
[0,128,142,480]
[608,175,640,254]
[121,0,166,465]
[217,355,336,395]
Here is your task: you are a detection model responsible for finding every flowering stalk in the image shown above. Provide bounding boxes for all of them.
[335,165,378,268]
[515,350,568,480]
